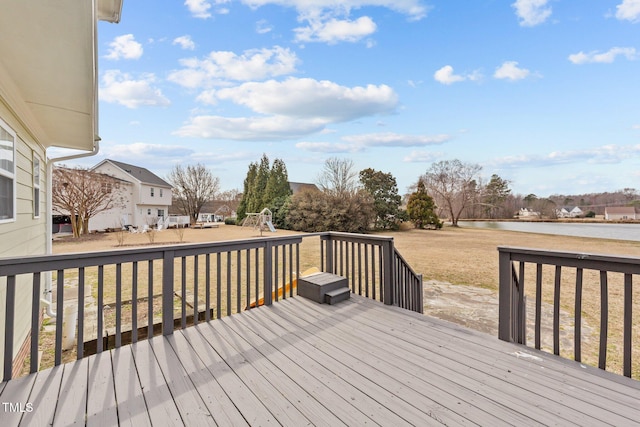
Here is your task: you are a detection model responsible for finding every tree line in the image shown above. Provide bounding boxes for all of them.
[52,157,638,238]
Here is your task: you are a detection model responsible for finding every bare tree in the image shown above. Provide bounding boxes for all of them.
[52,166,125,237]
[421,159,482,227]
[167,164,220,224]
[317,157,359,197]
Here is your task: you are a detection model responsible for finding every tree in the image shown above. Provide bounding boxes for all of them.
[236,162,257,221]
[286,189,374,233]
[483,174,511,219]
[167,164,220,224]
[52,166,125,238]
[406,179,442,229]
[421,159,482,227]
[317,157,359,197]
[237,155,292,225]
[359,168,403,230]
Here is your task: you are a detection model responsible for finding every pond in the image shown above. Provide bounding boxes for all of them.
[457,221,640,242]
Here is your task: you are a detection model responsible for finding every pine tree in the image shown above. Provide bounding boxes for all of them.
[407,179,442,229]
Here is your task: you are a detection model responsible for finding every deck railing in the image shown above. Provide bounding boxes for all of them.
[498,246,638,379]
[0,231,422,381]
[319,232,423,313]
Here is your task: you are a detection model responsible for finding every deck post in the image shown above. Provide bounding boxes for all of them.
[162,249,175,336]
[325,234,334,274]
[264,241,273,305]
[382,239,395,306]
[498,249,513,342]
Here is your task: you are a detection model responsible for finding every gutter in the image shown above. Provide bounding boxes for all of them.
[43,138,100,317]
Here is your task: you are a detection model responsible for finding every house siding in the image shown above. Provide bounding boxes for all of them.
[92,161,172,229]
[0,102,47,375]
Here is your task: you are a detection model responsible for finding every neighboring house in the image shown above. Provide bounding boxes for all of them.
[604,206,637,220]
[557,206,584,218]
[0,1,122,376]
[91,159,173,230]
[289,181,320,194]
[518,208,540,218]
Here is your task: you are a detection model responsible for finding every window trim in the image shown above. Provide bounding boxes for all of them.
[33,152,41,218]
[0,117,16,224]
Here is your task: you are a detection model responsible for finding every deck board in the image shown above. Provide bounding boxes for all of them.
[52,358,88,426]
[111,346,152,426]
[285,297,631,425]
[129,341,183,426]
[1,295,639,426]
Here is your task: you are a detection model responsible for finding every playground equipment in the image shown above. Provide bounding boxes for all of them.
[242,208,276,235]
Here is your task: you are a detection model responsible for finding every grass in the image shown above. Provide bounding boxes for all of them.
[41,223,640,379]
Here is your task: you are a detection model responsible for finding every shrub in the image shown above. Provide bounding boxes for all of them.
[286,189,375,233]
[224,217,236,225]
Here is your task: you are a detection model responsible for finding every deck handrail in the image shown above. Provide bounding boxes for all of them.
[0,234,303,381]
[498,246,637,379]
[318,232,423,312]
[0,231,423,381]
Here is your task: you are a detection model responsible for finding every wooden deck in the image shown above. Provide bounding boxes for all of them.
[1,295,639,426]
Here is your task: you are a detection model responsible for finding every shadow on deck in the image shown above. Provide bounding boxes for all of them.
[2,295,638,426]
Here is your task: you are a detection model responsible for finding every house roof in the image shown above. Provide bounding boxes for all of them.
[289,182,320,194]
[0,0,122,151]
[605,206,636,214]
[95,159,172,188]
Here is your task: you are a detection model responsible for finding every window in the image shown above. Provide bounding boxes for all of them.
[150,187,155,197]
[157,209,164,218]
[147,209,151,215]
[33,154,41,218]
[0,119,16,222]
[159,188,163,198]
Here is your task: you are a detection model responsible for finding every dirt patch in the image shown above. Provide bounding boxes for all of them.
[423,280,595,353]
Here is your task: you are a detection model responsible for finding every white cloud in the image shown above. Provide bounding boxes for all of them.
[240,1,426,44]
[185,0,211,18]
[168,46,299,88]
[105,34,143,60]
[403,150,443,163]
[185,0,231,18]
[296,132,450,153]
[616,0,640,22]
[256,19,273,34]
[241,0,427,20]
[176,79,399,140]
[100,70,171,109]
[433,65,482,85]
[512,0,552,27]
[568,47,638,64]
[173,35,196,50]
[295,142,357,153]
[294,16,377,44]
[491,144,640,168]
[212,78,398,121]
[103,142,192,159]
[342,132,450,147]
[494,61,531,81]
[174,115,327,140]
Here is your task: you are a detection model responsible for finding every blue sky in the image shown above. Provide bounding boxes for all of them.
[66,0,640,196]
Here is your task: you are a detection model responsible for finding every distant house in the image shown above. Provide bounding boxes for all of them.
[604,206,637,220]
[557,206,583,218]
[518,208,539,218]
[289,182,320,194]
[91,159,172,230]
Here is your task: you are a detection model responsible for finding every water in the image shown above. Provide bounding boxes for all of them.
[458,221,640,242]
